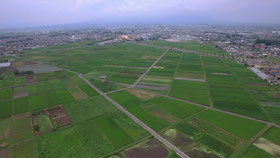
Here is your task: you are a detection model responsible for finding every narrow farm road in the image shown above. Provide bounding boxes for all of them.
[137,88,280,128]
[132,49,169,87]
[78,75,190,158]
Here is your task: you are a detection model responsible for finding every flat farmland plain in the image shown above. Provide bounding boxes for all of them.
[23,44,165,84]
[0,41,279,158]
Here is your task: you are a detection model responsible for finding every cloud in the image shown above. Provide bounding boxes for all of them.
[0,0,279,27]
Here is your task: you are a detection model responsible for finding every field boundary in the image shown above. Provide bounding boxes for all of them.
[132,49,169,87]
[78,75,190,158]
[135,87,280,128]
[200,55,214,107]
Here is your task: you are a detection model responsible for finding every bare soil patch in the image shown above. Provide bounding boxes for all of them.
[254,137,280,157]
[26,75,36,84]
[136,85,169,91]
[104,65,147,70]
[0,124,9,148]
[68,87,88,101]
[163,129,193,147]
[0,148,9,158]
[174,77,205,82]
[186,149,219,158]
[149,110,177,123]
[124,139,169,158]
[212,73,229,76]
[32,56,44,59]
[141,55,158,61]
[13,88,28,99]
[128,89,157,101]
[273,93,280,99]
[12,112,31,120]
[46,105,73,129]
[12,61,37,68]
[246,83,268,87]
[17,64,62,74]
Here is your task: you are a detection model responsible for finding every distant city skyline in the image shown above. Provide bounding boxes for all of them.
[1,0,280,28]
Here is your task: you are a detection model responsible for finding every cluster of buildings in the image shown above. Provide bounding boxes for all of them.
[1,24,280,84]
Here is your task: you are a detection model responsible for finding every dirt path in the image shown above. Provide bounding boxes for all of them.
[132,49,169,87]
[79,75,190,158]
[136,88,280,128]
[248,124,271,144]
[200,55,214,107]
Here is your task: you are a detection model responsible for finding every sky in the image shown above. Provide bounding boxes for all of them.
[1,0,280,28]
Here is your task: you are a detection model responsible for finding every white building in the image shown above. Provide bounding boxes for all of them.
[0,62,11,68]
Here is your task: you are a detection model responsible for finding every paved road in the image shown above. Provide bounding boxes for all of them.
[132,49,169,87]
[78,75,189,158]
[17,56,280,129]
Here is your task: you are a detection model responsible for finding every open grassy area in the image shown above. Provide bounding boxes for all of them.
[28,89,74,111]
[240,145,275,158]
[37,121,114,158]
[9,117,34,144]
[146,40,228,55]
[78,84,99,97]
[169,80,210,106]
[2,42,280,157]
[262,127,280,145]
[13,97,29,115]
[110,112,148,140]
[85,76,126,93]
[23,44,165,84]
[0,88,13,101]
[146,96,204,119]
[10,139,38,158]
[64,95,118,123]
[0,100,13,118]
[23,40,98,52]
[94,116,134,148]
[196,110,266,140]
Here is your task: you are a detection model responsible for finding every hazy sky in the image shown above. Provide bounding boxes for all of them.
[1,0,280,28]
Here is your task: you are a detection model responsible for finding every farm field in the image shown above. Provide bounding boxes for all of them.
[109,88,205,131]
[0,42,280,158]
[161,109,269,158]
[22,44,165,84]
[146,40,229,55]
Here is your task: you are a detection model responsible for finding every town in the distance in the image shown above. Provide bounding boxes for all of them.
[1,23,280,158]
[1,25,280,85]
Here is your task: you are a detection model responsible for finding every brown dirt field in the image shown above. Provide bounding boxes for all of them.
[163,129,193,147]
[128,89,157,101]
[104,65,147,70]
[68,87,88,101]
[124,139,169,158]
[149,110,177,123]
[12,112,31,120]
[26,75,36,84]
[141,55,158,60]
[12,61,37,68]
[273,93,280,98]
[32,56,44,59]
[186,149,219,158]
[0,148,9,158]
[246,83,268,87]
[13,90,28,99]
[46,105,73,129]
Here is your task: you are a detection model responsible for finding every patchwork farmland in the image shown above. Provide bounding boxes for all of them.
[0,41,279,158]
